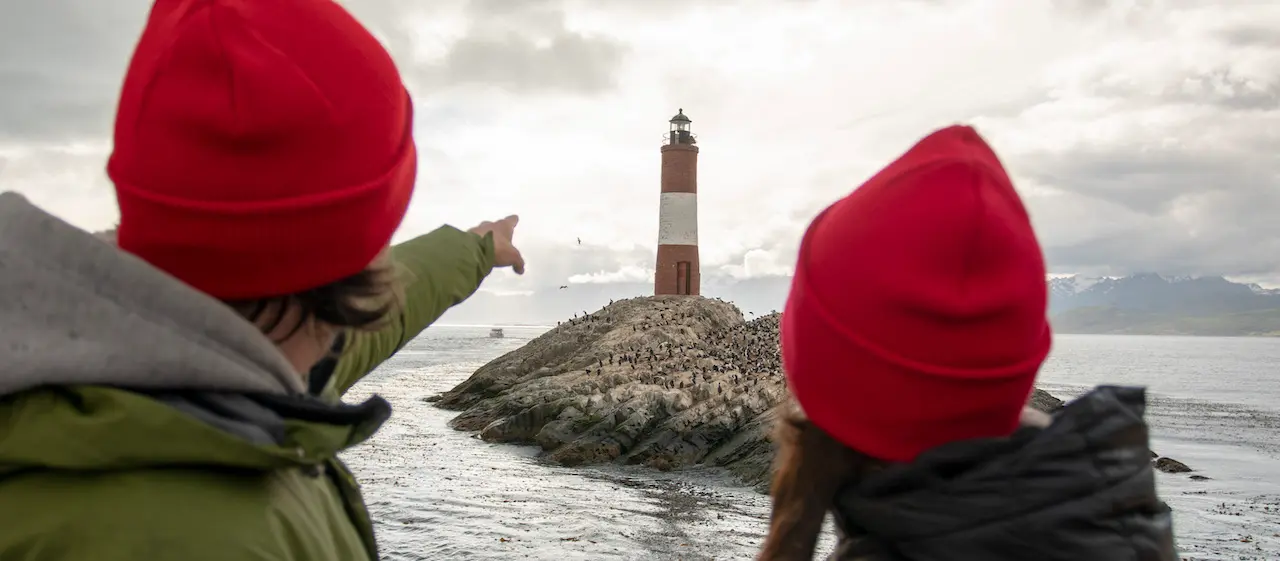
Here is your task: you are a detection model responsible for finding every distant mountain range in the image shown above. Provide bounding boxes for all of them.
[1050,274,1280,336]
[440,273,1280,337]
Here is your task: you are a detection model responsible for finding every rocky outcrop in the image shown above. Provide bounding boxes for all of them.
[433,296,1075,489]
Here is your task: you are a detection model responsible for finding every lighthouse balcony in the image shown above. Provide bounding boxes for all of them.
[663,131,697,145]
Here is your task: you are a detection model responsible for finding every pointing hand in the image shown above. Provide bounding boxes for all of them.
[468,215,525,275]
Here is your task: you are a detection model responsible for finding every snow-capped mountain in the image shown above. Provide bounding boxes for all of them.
[1048,273,1280,316]
[1048,275,1111,303]
[1247,283,1280,296]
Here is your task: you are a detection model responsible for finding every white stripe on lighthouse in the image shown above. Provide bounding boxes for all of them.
[658,192,698,246]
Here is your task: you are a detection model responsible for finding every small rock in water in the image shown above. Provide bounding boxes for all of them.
[1154,457,1193,473]
[1027,389,1064,413]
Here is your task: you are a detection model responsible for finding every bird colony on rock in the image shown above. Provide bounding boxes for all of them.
[430,296,1070,489]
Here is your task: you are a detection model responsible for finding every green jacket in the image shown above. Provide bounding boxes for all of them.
[0,193,494,561]
[314,227,497,400]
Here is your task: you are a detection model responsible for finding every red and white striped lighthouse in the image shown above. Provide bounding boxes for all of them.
[654,109,700,296]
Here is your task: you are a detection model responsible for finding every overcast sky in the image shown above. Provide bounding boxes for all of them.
[2,0,1278,321]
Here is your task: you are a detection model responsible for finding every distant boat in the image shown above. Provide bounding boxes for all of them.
[489,328,505,339]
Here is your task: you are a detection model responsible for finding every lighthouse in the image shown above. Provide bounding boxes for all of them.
[654,109,700,296]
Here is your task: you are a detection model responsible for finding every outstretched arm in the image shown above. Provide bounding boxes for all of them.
[323,226,496,396]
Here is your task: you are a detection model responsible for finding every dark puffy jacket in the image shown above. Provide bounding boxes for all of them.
[828,386,1178,561]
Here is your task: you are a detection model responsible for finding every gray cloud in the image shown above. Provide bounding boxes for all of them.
[343,0,627,95]
[1019,146,1262,216]
[1043,200,1280,280]
[438,0,626,94]
[777,45,1280,284]
[1030,177,1280,282]
[1087,66,1280,113]
[1049,0,1110,16]
[1049,0,1221,20]
[1219,25,1280,49]
[1014,116,1280,280]
[466,0,564,30]
[432,31,624,95]
[0,0,625,145]
[965,21,1280,283]
[0,0,150,142]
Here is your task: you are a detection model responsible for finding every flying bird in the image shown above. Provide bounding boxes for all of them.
[559,285,568,290]
[576,237,581,245]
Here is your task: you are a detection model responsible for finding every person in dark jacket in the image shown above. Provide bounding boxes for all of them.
[757,125,1177,561]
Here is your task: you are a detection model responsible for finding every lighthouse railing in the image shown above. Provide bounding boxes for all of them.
[662,131,698,146]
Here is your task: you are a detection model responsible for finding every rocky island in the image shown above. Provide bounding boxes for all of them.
[432,296,1191,490]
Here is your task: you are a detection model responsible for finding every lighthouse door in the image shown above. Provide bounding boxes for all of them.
[676,261,691,295]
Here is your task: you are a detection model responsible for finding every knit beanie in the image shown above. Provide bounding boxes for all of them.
[107,0,416,300]
[781,125,1052,462]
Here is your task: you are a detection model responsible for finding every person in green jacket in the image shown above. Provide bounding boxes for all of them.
[92,219,524,402]
[0,2,524,560]
[91,218,523,400]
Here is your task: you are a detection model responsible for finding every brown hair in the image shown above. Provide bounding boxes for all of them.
[225,256,401,343]
[757,403,886,561]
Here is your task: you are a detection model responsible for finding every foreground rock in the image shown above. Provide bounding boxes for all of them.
[434,296,1100,489]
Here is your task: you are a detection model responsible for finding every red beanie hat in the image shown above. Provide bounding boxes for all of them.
[781,125,1052,462]
[107,0,416,300]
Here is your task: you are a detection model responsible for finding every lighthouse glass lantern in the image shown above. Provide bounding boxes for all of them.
[669,109,694,144]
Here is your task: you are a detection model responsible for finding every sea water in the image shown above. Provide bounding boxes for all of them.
[340,328,1280,560]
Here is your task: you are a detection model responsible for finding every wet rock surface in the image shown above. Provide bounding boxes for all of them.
[1155,456,1194,473]
[435,296,1090,489]
[1029,388,1064,412]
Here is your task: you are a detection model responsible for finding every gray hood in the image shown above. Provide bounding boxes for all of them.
[0,192,304,396]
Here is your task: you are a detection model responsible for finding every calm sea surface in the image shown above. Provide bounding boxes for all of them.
[340,328,1280,561]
